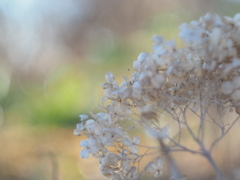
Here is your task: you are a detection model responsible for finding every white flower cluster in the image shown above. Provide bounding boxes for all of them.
[75,13,240,180]
[74,112,141,179]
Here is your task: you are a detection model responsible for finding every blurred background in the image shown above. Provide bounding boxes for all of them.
[0,0,240,179]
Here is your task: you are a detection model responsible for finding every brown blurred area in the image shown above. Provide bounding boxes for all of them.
[0,0,240,180]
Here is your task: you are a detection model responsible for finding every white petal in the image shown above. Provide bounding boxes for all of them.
[234,13,240,22]
[133,61,141,71]
[96,113,108,121]
[102,136,112,146]
[231,58,240,68]
[73,129,82,136]
[105,72,115,84]
[80,149,90,159]
[123,138,133,147]
[156,157,164,169]
[179,23,188,30]
[129,166,137,175]
[231,90,240,100]
[132,81,142,91]
[133,136,140,144]
[90,146,99,155]
[80,140,89,147]
[153,170,163,178]
[151,74,165,89]
[152,35,163,43]
[221,81,233,95]
[107,153,119,166]
[114,127,124,136]
[233,76,240,89]
[85,119,95,132]
[79,114,88,121]
[119,81,128,89]
[131,146,138,154]
[145,162,157,173]
[76,122,85,131]
[102,96,108,103]
[121,160,131,171]
[137,52,148,63]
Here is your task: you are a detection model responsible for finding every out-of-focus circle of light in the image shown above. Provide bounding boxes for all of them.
[0,0,88,66]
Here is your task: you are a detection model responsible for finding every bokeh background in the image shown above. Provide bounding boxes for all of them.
[0,0,240,180]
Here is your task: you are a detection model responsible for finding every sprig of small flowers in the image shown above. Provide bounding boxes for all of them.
[75,13,240,180]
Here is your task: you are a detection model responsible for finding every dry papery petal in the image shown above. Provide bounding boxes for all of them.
[79,114,89,121]
[231,90,240,100]
[221,81,233,95]
[100,153,119,167]
[156,157,164,169]
[152,35,164,43]
[145,162,158,173]
[105,72,115,84]
[145,156,164,176]
[232,76,240,89]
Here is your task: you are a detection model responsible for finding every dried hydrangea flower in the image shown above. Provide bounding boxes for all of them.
[74,12,240,180]
[145,157,164,178]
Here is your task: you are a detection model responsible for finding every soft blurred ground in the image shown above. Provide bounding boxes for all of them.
[0,0,240,180]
